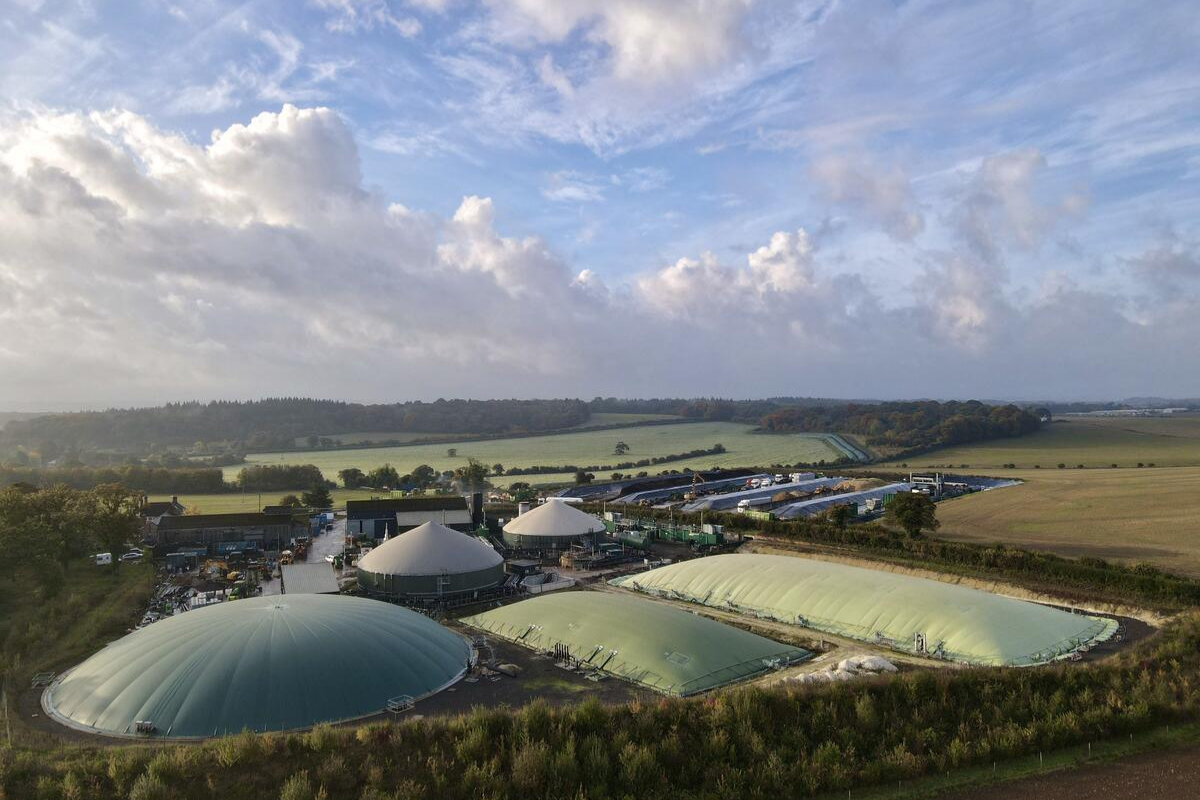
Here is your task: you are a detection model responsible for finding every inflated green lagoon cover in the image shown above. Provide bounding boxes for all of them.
[45,595,470,738]
[611,554,1117,666]
[462,591,809,696]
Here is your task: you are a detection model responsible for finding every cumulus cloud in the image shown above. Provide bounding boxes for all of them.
[810,155,924,241]
[952,149,1086,264]
[482,0,754,83]
[0,104,1197,407]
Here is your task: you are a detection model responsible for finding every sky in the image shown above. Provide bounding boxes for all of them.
[0,0,1198,409]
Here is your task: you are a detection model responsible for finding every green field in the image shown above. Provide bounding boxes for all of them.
[148,488,385,514]
[293,412,683,445]
[232,421,845,487]
[879,415,1200,469]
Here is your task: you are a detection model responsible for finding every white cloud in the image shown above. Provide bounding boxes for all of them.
[311,0,422,36]
[0,104,1198,407]
[810,155,925,241]
[542,170,606,203]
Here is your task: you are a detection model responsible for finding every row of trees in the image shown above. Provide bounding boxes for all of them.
[0,464,227,493]
[1,398,592,450]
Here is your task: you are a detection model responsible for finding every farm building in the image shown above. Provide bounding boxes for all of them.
[463,592,809,695]
[501,500,604,550]
[356,520,505,600]
[612,554,1118,666]
[346,495,477,539]
[680,476,844,512]
[773,483,914,519]
[43,595,472,738]
[152,512,306,553]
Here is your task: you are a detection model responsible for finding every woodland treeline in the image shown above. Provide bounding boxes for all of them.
[0,398,592,451]
[759,401,1041,451]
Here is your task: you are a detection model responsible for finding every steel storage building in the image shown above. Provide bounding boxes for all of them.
[680,477,844,512]
[612,554,1118,666]
[501,500,604,550]
[43,595,472,738]
[463,592,810,695]
[356,521,505,599]
[152,512,307,553]
[773,483,914,519]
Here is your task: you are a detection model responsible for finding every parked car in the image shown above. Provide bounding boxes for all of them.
[120,550,144,562]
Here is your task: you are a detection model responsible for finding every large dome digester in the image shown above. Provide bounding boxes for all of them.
[44,594,471,738]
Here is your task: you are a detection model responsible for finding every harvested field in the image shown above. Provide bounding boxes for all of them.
[879,415,1200,470]
[935,466,1200,577]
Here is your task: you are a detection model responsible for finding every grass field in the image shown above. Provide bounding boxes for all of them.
[148,488,384,514]
[232,421,845,487]
[294,413,683,445]
[879,416,1200,469]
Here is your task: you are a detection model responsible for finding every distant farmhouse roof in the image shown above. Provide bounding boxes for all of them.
[141,499,185,518]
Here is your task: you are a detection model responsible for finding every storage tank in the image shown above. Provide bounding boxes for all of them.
[357,521,505,599]
[43,595,471,738]
[502,499,604,550]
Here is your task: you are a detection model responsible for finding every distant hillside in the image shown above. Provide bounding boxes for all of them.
[0,412,45,430]
[0,398,590,451]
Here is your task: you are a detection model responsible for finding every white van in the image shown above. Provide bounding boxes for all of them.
[95,552,113,566]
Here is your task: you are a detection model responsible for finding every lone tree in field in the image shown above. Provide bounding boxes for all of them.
[886,493,939,537]
[613,441,630,456]
[301,483,332,509]
[338,467,365,488]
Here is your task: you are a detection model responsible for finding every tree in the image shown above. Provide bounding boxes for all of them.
[454,459,489,492]
[278,494,303,508]
[574,470,594,485]
[492,463,505,476]
[447,448,457,458]
[338,467,365,488]
[827,502,856,529]
[613,441,630,456]
[886,493,939,537]
[366,464,401,488]
[90,484,143,572]
[301,484,332,509]
[410,464,437,487]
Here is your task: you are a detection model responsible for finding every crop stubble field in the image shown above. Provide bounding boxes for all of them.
[885,416,1200,577]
